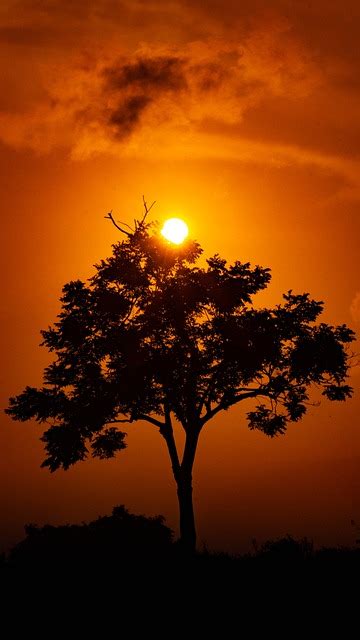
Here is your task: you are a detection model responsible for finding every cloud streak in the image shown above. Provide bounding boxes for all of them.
[0,0,359,191]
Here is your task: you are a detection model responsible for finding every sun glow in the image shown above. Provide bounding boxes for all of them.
[161,218,189,244]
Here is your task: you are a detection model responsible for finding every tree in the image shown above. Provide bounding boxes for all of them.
[6,201,355,553]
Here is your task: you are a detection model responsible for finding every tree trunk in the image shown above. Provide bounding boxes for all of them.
[161,418,200,554]
[176,428,200,554]
[177,472,196,554]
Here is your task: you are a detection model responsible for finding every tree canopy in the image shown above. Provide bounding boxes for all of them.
[7,215,355,476]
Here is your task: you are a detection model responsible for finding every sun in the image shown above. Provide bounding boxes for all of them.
[161,218,189,245]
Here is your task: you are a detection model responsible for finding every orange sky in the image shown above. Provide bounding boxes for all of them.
[1,0,359,553]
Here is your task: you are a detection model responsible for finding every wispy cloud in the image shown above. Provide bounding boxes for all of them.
[0,25,320,149]
[0,0,360,192]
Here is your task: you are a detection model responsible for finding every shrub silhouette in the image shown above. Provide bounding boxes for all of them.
[8,505,172,569]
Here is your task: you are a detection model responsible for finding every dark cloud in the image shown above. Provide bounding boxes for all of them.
[107,94,152,139]
[104,56,186,92]
[99,56,187,140]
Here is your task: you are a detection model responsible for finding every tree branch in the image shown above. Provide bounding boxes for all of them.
[181,430,200,475]
[105,414,165,429]
[141,195,156,223]
[104,210,132,236]
[200,390,263,426]
[137,414,165,429]
[160,407,181,481]
[105,418,134,424]
[198,380,260,419]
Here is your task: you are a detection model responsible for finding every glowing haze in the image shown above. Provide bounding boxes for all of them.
[0,0,359,554]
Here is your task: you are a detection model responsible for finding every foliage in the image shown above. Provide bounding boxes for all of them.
[8,505,172,568]
[6,218,355,471]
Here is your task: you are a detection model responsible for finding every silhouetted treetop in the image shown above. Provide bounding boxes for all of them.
[7,217,355,476]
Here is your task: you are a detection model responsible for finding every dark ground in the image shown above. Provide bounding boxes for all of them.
[2,505,360,578]
[1,506,359,633]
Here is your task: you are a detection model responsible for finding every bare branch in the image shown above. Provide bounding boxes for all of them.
[117,220,133,231]
[141,195,156,224]
[104,211,131,236]
[105,198,156,237]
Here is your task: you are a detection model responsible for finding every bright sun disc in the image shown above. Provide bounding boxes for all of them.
[161,218,189,245]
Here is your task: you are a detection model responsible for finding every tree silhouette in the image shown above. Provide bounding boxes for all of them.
[6,201,355,553]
